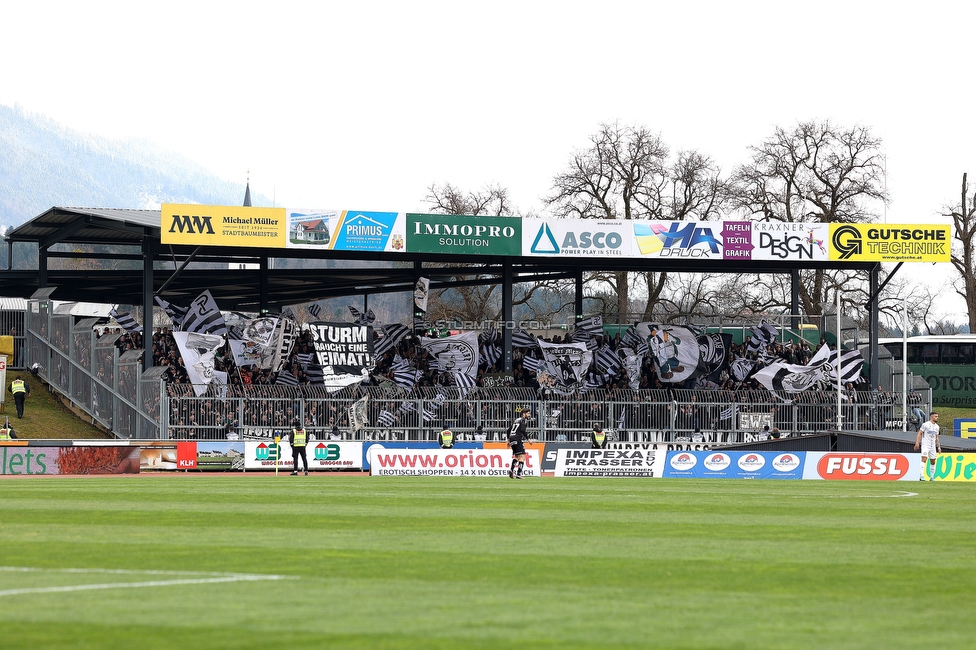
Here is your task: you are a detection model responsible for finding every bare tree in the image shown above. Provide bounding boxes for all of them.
[546,122,728,323]
[947,173,976,332]
[731,120,887,316]
[425,183,516,217]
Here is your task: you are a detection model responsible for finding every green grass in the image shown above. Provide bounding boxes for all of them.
[1,476,974,649]
[3,378,109,439]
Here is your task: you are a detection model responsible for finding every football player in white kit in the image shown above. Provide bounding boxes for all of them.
[914,412,941,481]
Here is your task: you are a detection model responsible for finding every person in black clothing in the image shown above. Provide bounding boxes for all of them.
[438,425,455,449]
[590,424,607,449]
[507,408,531,479]
[288,419,309,476]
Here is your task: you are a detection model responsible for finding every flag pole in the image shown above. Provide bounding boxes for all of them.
[836,290,843,431]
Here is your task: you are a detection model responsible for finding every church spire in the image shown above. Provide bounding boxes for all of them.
[243,170,252,207]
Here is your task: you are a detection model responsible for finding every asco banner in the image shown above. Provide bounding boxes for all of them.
[664,450,804,479]
[162,204,288,248]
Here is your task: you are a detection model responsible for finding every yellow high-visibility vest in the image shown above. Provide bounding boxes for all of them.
[11,379,26,394]
[293,429,307,447]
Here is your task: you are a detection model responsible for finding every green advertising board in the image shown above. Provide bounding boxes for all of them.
[406,214,521,256]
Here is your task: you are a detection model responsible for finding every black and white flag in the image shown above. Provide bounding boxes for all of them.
[391,355,422,391]
[348,394,370,432]
[828,348,866,385]
[275,369,300,386]
[745,319,779,356]
[481,344,501,368]
[308,303,323,318]
[155,296,188,329]
[576,315,604,337]
[512,328,537,349]
[374,323,411,358]
[697,333,733,378]
[377,409,396,428]
[109,307,142,333]
[596,345,622,374]
[179,290,227,337]
[754,344,832,392]
[348,306,376,325]
[258,318,297,373]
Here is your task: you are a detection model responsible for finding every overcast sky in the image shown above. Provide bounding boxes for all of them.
[1,1,971,321]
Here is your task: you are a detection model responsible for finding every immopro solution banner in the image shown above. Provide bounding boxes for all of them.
[406,214,521,255]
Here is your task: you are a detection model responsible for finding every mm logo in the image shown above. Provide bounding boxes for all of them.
[169,214,215,235]
[831,225,862,259]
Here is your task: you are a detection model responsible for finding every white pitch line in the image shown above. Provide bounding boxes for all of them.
[0,567,295,598]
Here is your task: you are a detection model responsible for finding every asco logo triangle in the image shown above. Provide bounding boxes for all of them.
[531,224,559,254]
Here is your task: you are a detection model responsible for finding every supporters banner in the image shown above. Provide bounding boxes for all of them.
[801,452,919,481]
[161,204,287,248]
[553,447,667,477]
[664,450,805,479]
[536,339,592,394]
[308,322,374,388]
[244,440,363,471]
[829,223,951,263]
[368,446,540,477]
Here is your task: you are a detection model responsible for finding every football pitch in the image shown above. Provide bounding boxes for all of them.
[1,475,973,649]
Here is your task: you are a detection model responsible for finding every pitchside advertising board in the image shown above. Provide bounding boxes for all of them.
[663,451,921,480]
[553,447,667,477]
[367,444,541,477]
[244,441,363,471]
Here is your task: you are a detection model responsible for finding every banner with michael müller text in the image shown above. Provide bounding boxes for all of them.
[161,204,288,248]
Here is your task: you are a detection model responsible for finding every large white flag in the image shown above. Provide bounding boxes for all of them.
[173,331,225,396]
[421,331,480,384]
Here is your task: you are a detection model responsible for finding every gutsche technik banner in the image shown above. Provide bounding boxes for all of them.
[160,207,952,263]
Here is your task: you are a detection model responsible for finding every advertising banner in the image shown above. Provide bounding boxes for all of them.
[1,445,140,475]
[161,204,287,248]
[362,441,482,470]
[632,221,724,260]
[750,222,829,261]
[244,440,363,471]
[407,214,521,256]
[953,419,976,438]
[195,441,245,470]
[177,442,197,469]
[523,219,630,258]
[829,223,951,263]
[664,450,805,479]
[287,210,405,252]
[553,447,666,477]
[930,453,976,481]
[368,446,540,477]
[801,452,919,480]
[541,442,589,471]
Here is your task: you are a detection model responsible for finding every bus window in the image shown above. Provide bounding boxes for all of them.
[882,343,902,361]
[942,344,975,364]
[909,344,939,364]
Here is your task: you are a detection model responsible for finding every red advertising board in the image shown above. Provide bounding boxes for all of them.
[802,452,919,481]
[177,442,198,469]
